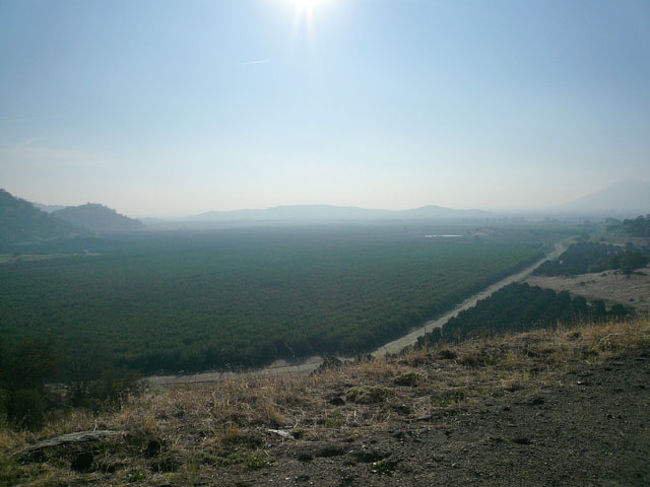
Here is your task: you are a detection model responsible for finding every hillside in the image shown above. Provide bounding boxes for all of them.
[52,203,144,233]
[558,180,650,215]
[2,319,648,486]
[0,189,83,248]
[32,203,67,213]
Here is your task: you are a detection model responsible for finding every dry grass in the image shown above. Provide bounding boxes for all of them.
[526,266,650,313]
[1,318,648,486]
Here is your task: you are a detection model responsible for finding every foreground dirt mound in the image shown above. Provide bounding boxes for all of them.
[2,320,648,486]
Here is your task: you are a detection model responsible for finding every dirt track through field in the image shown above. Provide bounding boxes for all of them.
[149,240,571,385]
[371,239,569,357]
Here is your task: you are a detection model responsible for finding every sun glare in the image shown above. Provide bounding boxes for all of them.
[285,0,334,18]
[280,0,335,37]
[290,0,331,12]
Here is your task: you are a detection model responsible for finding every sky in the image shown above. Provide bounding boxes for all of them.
[1,0,649,217]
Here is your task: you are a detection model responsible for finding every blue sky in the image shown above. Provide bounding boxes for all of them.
[1,0,649,216]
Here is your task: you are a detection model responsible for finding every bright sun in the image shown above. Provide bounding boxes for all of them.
[287,0,332,14]
[279,0,336,35]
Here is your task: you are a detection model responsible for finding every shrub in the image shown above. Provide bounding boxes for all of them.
[345,385,390,404]
[620,251,649,275]
[394,371,421,386]
[1,336,61,392]
[90,368,144,407]
[7,389,45,430]
[0,388,9,421]
[245,452,273,471]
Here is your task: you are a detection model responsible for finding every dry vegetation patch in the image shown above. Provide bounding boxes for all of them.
[2,319,648,486]
[526,265,650,312]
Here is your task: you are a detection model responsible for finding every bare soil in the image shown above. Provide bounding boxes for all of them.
[526,265,650,314]
[4,320,648,486]
[209,328,650,486]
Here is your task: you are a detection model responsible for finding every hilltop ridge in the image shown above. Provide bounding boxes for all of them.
[52,203,144,233]
[0,189,84,247]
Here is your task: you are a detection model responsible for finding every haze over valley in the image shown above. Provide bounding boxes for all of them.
[1,1,649,485]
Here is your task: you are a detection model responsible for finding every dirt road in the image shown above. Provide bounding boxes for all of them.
[150,240,570,385]
[372,240,570,357]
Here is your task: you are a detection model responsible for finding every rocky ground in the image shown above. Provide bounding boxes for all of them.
[2,320,649,486]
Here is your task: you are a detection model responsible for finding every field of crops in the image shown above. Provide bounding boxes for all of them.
[0,225,547,373]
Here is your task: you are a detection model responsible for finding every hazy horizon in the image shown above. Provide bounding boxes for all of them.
[23,177,650,220]
[2,0,649,217]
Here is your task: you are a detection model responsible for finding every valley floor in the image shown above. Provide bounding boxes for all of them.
[3,319,649,486]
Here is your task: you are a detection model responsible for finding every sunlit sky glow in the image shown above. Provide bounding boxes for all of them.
[1,0,649,217]
[289,0,333,14]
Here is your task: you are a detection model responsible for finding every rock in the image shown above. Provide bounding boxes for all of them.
[267,429,295,440]
[16,430,123,461]
[412,414,433,422]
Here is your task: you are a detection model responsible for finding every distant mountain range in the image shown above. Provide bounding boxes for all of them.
[189,204,490,222]
[52,203,144,233]
[557,180,650,215]
[0,189,85,247]
[4,179,648,247]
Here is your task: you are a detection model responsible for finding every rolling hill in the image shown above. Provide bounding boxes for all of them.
[52,204,144,233]
[0,189,84,248]
[558,180,650,215]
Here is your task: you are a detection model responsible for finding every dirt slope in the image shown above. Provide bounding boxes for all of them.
[3,320,648,486]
